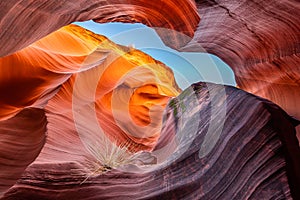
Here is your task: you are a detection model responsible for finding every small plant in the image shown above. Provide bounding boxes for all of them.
[168,97,186,117]
[169,98,178,116]
[80,136,156,184]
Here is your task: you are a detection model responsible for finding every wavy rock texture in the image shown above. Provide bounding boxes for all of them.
[0,0,199,57]
[45,25,180,152]
[1,0,300,199]
[0,23,180,149]
[0,23,181,197]
[1,0,299,141]
[2,83,300,199]
[0,49,69,120]
[179,0,300,141]
[0,108,47,196]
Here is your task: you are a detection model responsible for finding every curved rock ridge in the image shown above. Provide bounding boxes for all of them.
[43,24,180,152]
[0,22,180,147]
[0,51,70,120]
[0,23,179,116]
[0,108,47,197]
[178,0,300,141]
[2,83,299,199]
[0,0,199,57]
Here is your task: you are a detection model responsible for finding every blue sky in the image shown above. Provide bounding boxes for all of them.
[74,21,236,89]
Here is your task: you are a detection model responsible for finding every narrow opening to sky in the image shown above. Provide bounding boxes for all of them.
[74,21,236,90]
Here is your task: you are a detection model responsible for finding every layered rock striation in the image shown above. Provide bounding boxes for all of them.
[1,0,298,140]
[2,83,299,199]
[0,0,299,199]
[0,0,199,57]
[178,0,300,141]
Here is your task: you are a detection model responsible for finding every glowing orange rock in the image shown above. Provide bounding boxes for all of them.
[0,38,71,120]
[0,24,181,196]
[37,25,181,152]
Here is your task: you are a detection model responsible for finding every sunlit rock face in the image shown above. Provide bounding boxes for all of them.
[42,25,181,152]
[178,0,300,141]
[2,83,300,199]
[0,24,180,196]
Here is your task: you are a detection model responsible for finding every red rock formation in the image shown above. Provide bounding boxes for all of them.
[1,0,298,142]
[0,51,70,120]
[0,0,199,57]
[0,0,300,199]
[177,0,300,142]
[2,83,300,199]
[0,108,46,196]
[0,23,181,197]
[0,23,180,147]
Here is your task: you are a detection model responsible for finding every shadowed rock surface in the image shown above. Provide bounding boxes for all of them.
[0,108,47,197]
[2,83,299,199]
[179,0,300,141]
[0,0,199,57]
